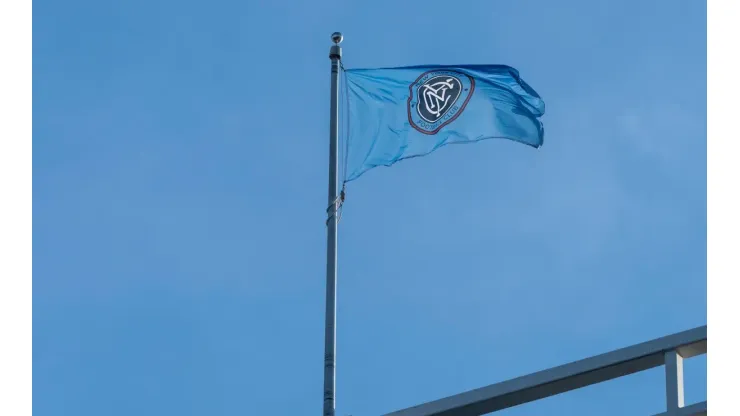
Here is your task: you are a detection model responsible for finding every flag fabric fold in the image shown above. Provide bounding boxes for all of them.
[343,65,545,182]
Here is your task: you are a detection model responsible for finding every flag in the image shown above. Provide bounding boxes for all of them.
[343,65,545,182]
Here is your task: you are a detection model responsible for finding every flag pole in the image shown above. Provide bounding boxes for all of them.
[323,31,342,416]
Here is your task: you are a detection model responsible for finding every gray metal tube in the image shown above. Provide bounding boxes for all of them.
[323,32,342,416]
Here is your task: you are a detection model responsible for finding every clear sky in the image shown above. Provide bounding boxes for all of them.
[33,0,706,415]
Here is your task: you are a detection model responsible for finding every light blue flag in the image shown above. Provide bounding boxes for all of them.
[343,65,545,182]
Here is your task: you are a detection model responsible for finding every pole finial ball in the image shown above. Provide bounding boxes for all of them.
[331,32,343,44]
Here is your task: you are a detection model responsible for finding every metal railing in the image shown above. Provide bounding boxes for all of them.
[383,326,707,416]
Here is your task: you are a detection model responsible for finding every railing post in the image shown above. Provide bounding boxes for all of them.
[665,350,685,413]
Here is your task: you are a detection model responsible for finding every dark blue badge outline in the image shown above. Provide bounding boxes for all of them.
[407,70,475,135]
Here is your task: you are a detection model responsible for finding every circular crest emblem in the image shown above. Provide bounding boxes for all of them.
[407,70,475,135]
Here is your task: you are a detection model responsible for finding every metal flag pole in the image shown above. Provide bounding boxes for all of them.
[323,31,343,416]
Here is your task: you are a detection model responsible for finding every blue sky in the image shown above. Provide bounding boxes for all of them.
[33,0,706,414]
